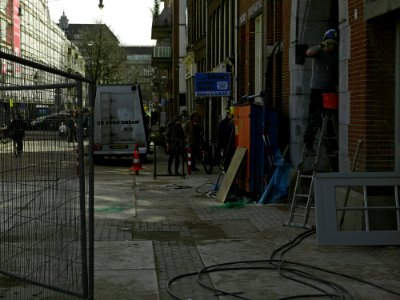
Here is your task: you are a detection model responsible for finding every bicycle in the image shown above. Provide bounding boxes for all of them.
[198,140,222,174]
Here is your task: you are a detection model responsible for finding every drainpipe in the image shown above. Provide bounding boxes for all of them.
[295,0,311,65]
[234,0,238,105]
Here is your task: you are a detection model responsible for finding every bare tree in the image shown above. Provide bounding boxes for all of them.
[78,22,127,85]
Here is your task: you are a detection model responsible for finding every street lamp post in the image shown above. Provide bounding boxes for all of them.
[86,41,94,80]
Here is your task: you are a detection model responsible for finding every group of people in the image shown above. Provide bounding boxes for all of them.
[58,111,78,143]
[165,110,235,176]
[0,109,80,156]
[165,111,201,175]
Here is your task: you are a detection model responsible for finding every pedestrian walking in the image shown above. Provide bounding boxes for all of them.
[59,122,67,138]
[67,112,77,143]
[9,113,27,153]
[165,116,185,175]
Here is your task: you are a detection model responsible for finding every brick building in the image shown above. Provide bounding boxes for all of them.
[156,0,400,172]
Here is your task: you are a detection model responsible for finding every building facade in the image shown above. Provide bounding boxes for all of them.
[151,0,173,125]
[287,0,399,172]
[156,0,400,173]
[0,0,85,121]
[184,0,235,141]
[124,46,154,112]
[185,0,206,116]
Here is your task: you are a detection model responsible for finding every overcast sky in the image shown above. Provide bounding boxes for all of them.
[47,0,157,46]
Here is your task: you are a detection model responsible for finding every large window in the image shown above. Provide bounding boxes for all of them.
[315,173,400,245]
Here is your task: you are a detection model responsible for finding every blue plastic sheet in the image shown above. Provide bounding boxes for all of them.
[258,151,292,204]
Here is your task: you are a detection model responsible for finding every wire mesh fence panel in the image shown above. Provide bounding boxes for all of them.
[0,51,93,299]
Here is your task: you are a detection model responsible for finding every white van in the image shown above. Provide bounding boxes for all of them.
[93,84,148,160]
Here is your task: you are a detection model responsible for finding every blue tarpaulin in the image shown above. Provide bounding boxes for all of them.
[258,151,292,204]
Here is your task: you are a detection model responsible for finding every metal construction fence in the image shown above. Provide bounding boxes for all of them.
[0,51,94,299]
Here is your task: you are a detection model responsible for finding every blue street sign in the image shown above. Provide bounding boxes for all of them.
[194,72,231,97]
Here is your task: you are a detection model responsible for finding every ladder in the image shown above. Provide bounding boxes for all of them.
[285,112,338,228]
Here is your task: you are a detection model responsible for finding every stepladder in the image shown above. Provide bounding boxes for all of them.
[285,110,339,228]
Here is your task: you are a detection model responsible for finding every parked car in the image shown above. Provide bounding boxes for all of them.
[30,112,72,131]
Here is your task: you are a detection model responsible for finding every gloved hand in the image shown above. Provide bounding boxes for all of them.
[321,39,337,50]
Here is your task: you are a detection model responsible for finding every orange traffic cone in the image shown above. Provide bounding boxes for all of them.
[130,144,143,174]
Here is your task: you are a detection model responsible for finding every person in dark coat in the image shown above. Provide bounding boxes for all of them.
[9,113,27,153]
[67,112,77,143]
[166,116,185,175]
[217,110,235,171]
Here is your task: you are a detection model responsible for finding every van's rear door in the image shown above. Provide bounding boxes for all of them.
[105,91,135,145]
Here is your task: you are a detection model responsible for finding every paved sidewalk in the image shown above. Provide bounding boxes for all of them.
[93,151,400,300]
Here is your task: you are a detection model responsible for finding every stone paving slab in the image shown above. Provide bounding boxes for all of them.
[94,241,159,300]
[94,220,133,241]
[153,240,216,300]
[94,270,159,300]
[94,241,154,270]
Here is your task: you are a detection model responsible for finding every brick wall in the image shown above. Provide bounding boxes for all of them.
[365,22,396,171]
[348,0,396,171]
[282,0,290,116]
[280,0,291,148]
